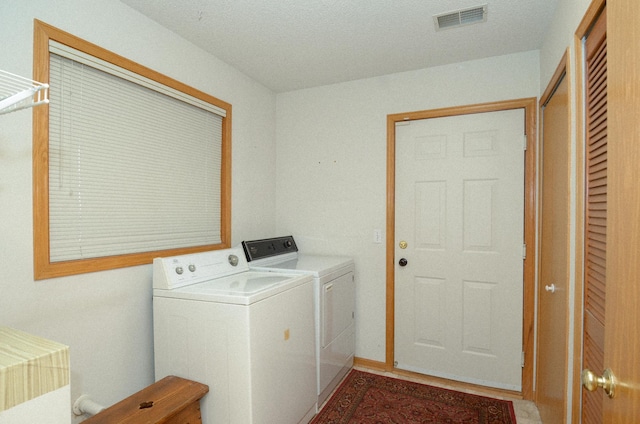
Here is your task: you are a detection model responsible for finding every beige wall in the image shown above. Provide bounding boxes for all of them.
[275,51,540,362]
[0,1,277,421]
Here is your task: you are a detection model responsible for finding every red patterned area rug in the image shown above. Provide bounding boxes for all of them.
[310,370,517,424]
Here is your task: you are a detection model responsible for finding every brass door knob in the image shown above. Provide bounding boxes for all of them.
[581,368,616,398]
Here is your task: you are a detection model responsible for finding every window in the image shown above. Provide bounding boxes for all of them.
[33,20,231,279]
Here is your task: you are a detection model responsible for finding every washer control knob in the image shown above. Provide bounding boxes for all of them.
[228,255,239,266]
[285,240,293,248]
[175,266,184,275]
[188,264,196,272]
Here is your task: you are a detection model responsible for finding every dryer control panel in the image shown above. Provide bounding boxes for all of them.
[242,236,298,262]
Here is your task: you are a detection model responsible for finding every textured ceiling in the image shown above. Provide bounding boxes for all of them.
[120,0,559,93]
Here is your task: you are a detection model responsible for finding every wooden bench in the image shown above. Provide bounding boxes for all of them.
[82,375,208,424]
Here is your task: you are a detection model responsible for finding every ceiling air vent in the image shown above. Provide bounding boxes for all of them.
[434,4,488,31]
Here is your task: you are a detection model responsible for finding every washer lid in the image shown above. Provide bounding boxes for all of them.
[153,271,311,305]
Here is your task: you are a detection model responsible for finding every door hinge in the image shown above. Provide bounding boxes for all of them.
[523,135,527,151]
[522,243,527,260]
[521,351,525,368]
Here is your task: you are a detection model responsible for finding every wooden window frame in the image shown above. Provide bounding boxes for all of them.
[33,20,232,280]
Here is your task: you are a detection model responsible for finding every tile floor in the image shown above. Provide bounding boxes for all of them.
[511,399,543,424]
[351,366,543,424]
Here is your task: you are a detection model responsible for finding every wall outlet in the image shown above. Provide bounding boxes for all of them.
[373,229,383,244]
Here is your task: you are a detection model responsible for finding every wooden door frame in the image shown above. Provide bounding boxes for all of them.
[385,98,537,400]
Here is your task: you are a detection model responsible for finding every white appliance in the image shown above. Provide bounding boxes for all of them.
[242,236,355,408]
[152,246,316,424]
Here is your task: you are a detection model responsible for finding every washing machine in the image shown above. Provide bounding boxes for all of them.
[152,246,316,424]
[242,236,355,408]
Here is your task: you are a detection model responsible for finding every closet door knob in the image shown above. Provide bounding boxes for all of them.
[581,368,616,398]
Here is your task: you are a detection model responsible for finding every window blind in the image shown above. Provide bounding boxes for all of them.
[48,47,223,262]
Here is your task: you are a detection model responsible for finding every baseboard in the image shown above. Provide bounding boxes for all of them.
[353,356,387,371]
[353,356,523,400]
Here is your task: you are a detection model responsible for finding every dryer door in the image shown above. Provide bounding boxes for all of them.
[321,272,355,348]
[319,270,355,398]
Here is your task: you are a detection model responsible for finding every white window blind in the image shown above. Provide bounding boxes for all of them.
[48,44,223,262]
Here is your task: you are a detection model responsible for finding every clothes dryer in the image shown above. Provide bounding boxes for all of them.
[242,236,355,408]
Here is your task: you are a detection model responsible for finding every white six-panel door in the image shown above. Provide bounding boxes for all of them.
[394,109,525,391]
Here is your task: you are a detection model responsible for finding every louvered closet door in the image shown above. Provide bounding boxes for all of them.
[582,8,607,424]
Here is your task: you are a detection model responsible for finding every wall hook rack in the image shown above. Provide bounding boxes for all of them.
[0,69,49,115]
